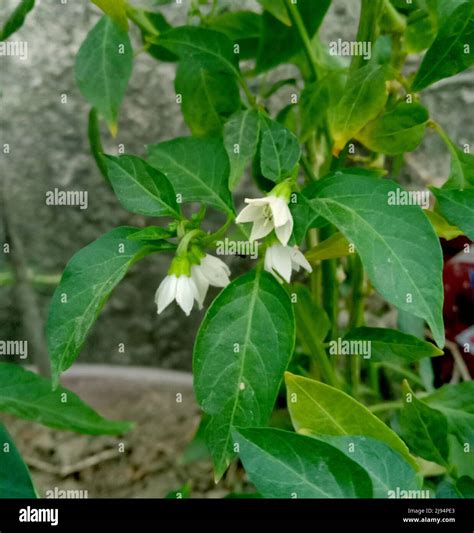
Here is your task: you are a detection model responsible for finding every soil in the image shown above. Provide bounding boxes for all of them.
[3,366,237,498]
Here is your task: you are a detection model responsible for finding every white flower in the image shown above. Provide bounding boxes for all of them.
[264,244,312,283]
[155,274,200,316]
[191,254,231,307]
[236,195,293,246]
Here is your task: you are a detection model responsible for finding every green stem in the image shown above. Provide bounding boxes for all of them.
[313,341,339,388]
[369,400,402,414]
[348,254,365,397]
[238,75,258,108]
[203,215,235,246]
[320,226,339,341]
[284,0,319,81]
[88,108,109,182]
[177,229,205,255]
[350,0,384,72]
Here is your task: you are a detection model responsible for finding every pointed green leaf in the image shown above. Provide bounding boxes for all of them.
[0,423,36,498]
[437,476,474,498]
[356,102,429,155]
[257,0,291,26]
[193,269,295,480]
[233,428,373,498]
[313,435,422,498]
[306,232,351,262]
[0,364,132,435]
[412,2,474,91]
[104,155,180,218]
[155,26,239,77]
[224,109,260,189]
[329,65,388,154]
[343,327,443,364]
[432,187,474,240]
[175,60,240,138]
[147,137,234,214]
[75,16,133,134]
[399,381,449,465]
[207,11,262,60]
[305,172,445,347]
[0,0,35,41]
[424,381,474,445]
[47,227,175,385]
[126,226,175,242]
[259,117,301,183]
[285,373,418,469]
[91,0,128,32]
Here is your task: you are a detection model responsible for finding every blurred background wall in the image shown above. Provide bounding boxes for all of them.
[1,0,473,371]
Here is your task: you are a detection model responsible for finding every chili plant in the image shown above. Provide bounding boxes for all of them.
[2,0,474,499]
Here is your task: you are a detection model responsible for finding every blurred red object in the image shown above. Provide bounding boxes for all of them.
[435,237,474,384]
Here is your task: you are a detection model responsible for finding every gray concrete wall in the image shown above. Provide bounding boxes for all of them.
[0,0,472,370]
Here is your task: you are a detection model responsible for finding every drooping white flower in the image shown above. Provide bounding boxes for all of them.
[191,253,231,307]
[264,244,312,283]
[155,255,202,316]
[155,274,201,316]
[236,194,293,246]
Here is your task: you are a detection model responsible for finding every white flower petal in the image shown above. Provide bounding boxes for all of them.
[235,203,263,224]
[269,196,291,228]
[250,217,273,241]
[244,197,270,206]
[291,248,312,273]
[175,276,195,316]
[191,266,209,309]
[266,245,293,283]
[200,254,231,287]
[275,218,293,246]
[155,275,177,314]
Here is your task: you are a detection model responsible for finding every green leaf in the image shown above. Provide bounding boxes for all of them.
[224,109,260,190]
[313,435,422,498]
[233,428,373,498]
[299,75,334,142]
[405,8,437,53]
[329,65,388,154]
[75,16,133,135]
[104,155,180,218]
[306,232,351,262]
[260,117,301,183]
[88,108,108,181]
[256,0,331,72]
[257,0,291,26]
[424,381,474,445]
[193,269,295,480]
[425,210,464,240]
[399,381,449,465]
[147,137,234,214]
[0,364,132,435]
[445,145,474,189]
[285,372,418,469]
[155,26,239,77]
[305,172,445,347]
[47,227,175,386]
[91,0,128,32]
[412,2,474,91]
[139,11,176,62]
[356,102,429,155]
[207,11,261,60]
[0,0,34,41]
[289,192,328,245]
[175,60,240,138]
[432,187,474,240]
[437,476,474,498]
[0,423,36,498]
[343,327,443,364]
[126,226,175,241]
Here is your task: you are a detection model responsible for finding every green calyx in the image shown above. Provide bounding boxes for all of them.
[168,255,192,277]
[270,180,293,203]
